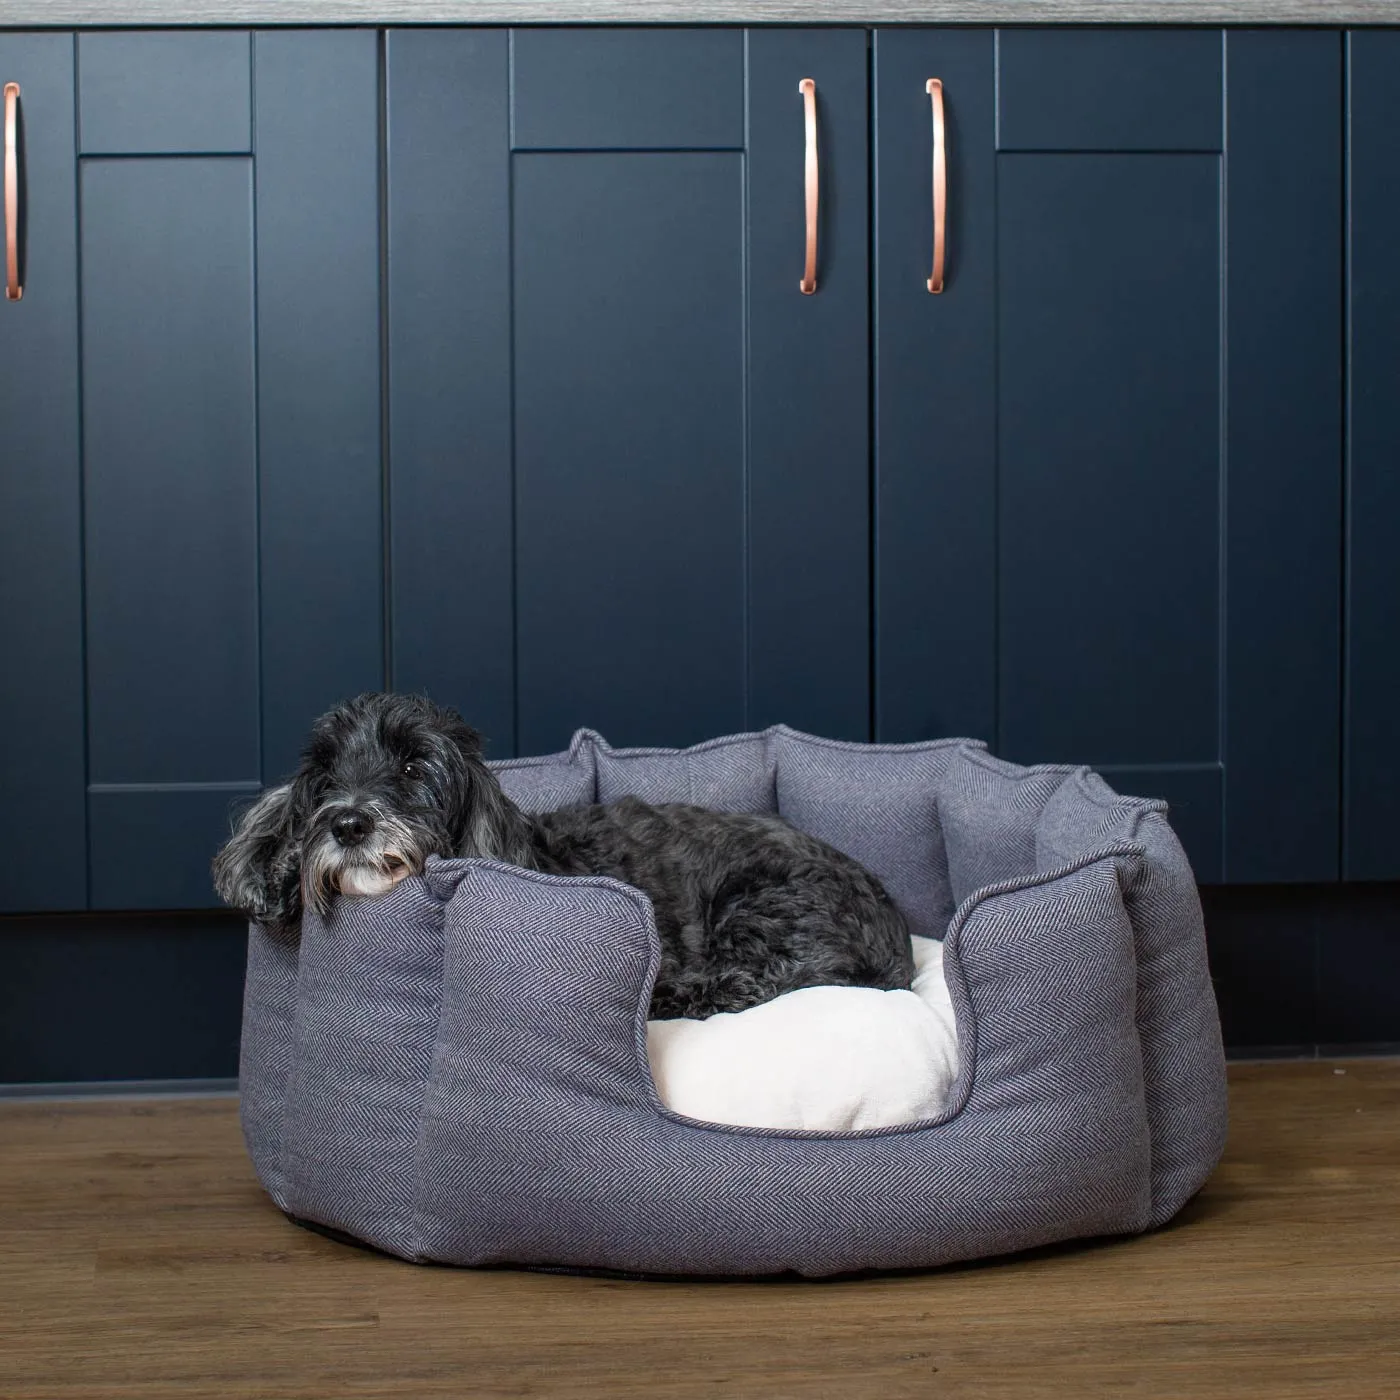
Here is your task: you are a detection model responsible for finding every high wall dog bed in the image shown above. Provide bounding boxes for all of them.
[240,727,1228,1278]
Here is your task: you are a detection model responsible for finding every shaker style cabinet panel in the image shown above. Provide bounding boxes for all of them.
[873,28,1344,883]
[1344,31,1400,882]
[386,28,871,757]
[0,34,85,911]
[0,30,381,914]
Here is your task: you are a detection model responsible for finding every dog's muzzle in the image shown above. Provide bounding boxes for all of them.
[304,803,421,910]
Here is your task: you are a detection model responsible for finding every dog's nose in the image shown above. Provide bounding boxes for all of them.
[332,811,373,847]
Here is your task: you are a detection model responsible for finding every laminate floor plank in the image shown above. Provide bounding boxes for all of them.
[1,1060,1397,1398]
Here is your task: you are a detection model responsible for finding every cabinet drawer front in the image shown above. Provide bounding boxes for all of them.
[78,31,251,154]
[511,28,743,150]
[997,28,1222,152]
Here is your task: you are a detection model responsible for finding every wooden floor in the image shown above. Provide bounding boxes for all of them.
[1,1061,1397,1399]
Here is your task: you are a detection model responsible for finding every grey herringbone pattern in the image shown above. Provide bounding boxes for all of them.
[240,727,1228,1276]
[1036,770,1229,1226]
[939,749,1077,906]
[238,920,299,1214]
[277,878,447,1256]
[594,731,776,812]
[490,733,597,814]
[772,729,969,943]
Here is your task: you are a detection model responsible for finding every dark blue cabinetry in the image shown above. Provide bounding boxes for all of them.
[1,22,1396,1079]
[386,28,871,757]
[874,28,1344,883]
[0,30,381,913]
[0,34,84,913]
[1345,31,1400,883]
[0,24,1379,916]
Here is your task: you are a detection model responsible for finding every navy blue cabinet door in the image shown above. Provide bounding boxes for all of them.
[386,28,870,756]
[0,31,381,913]
[874,29,1343,883]
[1345,32,1400,881]
[0,34,84,911]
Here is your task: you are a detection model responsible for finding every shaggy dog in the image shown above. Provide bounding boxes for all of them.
[213,693,914,1018]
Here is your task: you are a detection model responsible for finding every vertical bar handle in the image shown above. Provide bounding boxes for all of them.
[4,82,20,303]
[798,77,817,295]
[927,78,946,295]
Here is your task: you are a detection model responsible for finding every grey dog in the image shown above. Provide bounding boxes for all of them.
[213,692,914,1018]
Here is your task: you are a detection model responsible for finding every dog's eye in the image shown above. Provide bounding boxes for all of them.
[402,762,419,779]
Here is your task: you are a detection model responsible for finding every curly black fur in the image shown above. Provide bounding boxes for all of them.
[213,693,914,1018]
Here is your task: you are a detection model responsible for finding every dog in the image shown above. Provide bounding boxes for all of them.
[213,692,914,1019]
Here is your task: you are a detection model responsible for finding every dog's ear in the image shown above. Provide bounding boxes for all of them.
[212,782,304,932]
[436,704,485,757]
[462,770,537,867]
[433,715,535,867]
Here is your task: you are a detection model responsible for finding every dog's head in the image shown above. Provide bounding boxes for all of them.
[212,692,532,931]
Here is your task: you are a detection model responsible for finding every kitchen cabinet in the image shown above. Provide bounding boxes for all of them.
[385,27,872,755]
[874,28,1344,882]
[0,29,381,910]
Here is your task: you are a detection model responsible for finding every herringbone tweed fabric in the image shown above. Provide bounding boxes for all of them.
[240,727,1227,1276]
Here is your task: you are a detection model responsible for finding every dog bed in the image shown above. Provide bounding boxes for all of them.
[239,726,1228,1278]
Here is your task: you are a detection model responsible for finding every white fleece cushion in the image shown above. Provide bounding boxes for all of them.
[646,936,959,1132]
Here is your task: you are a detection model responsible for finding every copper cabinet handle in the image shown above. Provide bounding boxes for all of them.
[4,82,19,303]
[798,77,817,295]
[927,79,946,295]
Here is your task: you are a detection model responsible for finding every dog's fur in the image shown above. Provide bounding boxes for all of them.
[213,693,914,1018]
